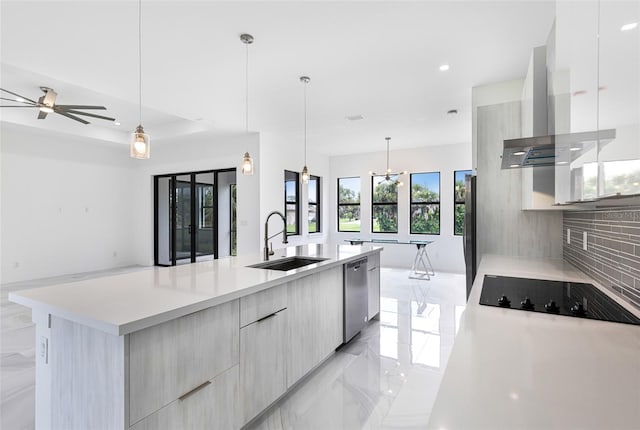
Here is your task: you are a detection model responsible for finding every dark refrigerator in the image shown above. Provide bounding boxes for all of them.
[463,175,477,300]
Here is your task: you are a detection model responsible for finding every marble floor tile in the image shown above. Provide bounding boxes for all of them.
[0,267,466,430]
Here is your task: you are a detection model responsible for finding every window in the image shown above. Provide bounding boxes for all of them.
[308,175,321,233]
[230,184,237,256]
[372,175,398,233]
[410,172,440,235]
[284,170,300,235]
[454,170,472,235]
[337,177,361,232]
[198,182,214,229]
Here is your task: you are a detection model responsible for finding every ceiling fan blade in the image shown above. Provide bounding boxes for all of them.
[64,109,115,121]
[0,88,39,104]
[0,97,37,105]
[54,105,107,110]
[0,105,42,108]
[54,110,90,124]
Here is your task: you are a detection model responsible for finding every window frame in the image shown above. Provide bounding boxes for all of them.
[371,175,399,234]
[197,182,214,229]
[337,176,361,233]
[453,170,472,236]
[409,171,441,235]
[284,170,300,236]
[308,175,321,233]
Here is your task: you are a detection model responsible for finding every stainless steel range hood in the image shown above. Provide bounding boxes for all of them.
[501,45,615,169]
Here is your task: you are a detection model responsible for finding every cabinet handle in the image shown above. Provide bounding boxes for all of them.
[256,312,278,323]
[179,381,211,401]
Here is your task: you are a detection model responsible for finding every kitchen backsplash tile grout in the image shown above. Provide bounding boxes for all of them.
[564,207,640,310]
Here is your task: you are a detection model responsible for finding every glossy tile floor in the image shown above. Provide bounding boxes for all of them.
[0,267,465,430]
[247,268,467,430]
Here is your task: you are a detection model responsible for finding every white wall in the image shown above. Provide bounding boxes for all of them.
[129,133,260,266]
[1,124,137,283]
[329,143,471,273]
[259,132,331,252]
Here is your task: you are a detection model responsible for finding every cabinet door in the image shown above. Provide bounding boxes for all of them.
[287,266,343,387]
[130,364,239,430]
[240,308,287,425]
[555,1,600,201]
[597,1,640,197]
[128,300,239,425]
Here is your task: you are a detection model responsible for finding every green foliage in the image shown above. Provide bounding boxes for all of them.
[338,184,360,203]
[410,204,440,234]
[454,180,466,202]
[454,204,465,235]
[373,206,397,233]
[411,183,438,203]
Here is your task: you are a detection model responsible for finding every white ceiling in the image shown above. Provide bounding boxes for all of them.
[0,1,556,156]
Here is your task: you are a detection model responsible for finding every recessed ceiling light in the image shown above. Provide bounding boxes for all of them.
[439,64,450,71]
[509,164,520,168]
[15,97,25,102]
[513,151,526,156]
[39,106,53,113]
[447,109,458,115]
[621,22,638,32]
[345,115,364,121]
[569,147,581,151]
[557,161,569,165]
[114,121,121,126]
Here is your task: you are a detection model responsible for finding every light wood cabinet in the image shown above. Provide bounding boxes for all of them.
[130,364,240,430]
[240,283,286,328]
[240,308,287,425]
[128,300,239,425]
[287,266,343,388]
[367,252,380,320]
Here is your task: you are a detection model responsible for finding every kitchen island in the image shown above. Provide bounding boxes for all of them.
[10,244,382,430]
[427,254,640,430]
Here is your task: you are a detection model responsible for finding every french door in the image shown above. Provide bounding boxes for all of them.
[154,168,236,266]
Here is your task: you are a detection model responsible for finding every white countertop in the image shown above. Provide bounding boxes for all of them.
[427,254,640,430]
[9,244,381,336]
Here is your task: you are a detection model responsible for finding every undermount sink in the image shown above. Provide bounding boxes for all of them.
[248,256,329,271]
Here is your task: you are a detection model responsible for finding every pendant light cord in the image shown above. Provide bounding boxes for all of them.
[245,41,249,133]
[303,80,307,164]
[138,0,142,125]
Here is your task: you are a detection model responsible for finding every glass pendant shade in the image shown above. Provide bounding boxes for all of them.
[130,125,150,159]
[301,165,309,184]
[241,152,254,175]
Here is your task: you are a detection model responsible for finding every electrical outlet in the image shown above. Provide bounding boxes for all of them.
[583,231,588,251]
[567,228,571,244]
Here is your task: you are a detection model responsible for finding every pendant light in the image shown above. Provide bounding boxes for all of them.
[129,0,150,159]
[300,76,310,184]
[369,137,407,186]
[240,33,254,175]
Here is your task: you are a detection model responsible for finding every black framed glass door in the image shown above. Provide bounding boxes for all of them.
[154,168,236,266]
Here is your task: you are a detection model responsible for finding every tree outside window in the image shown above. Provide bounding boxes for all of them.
[309,176,321,233]
[284,170,300,235]
[410,172,440,235]
[454,170,472,235]
[372,176,398,233]
[338,177,361,232]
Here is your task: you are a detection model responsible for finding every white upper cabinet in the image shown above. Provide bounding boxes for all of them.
[597,1,640,198]
[554,0,640,203]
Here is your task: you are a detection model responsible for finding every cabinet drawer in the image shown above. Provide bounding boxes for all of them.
[240,308,287,425]
[129,300,239,425]
[240,283,287,327]
[130,364,240,430]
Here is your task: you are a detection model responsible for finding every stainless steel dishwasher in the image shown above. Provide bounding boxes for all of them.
[343,258,368,343]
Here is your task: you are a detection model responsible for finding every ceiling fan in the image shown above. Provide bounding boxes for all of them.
[0,87,115,125]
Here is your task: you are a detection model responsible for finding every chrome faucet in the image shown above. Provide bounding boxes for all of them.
[264,210,288,260]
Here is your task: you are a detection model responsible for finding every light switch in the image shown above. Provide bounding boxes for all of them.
[40,336,48,364]
[583,231,588,251]
[567,228,571,244]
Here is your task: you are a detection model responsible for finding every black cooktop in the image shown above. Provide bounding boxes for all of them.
[480,275,640,326]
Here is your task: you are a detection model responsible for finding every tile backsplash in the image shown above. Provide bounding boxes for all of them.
[564,208,640,310]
